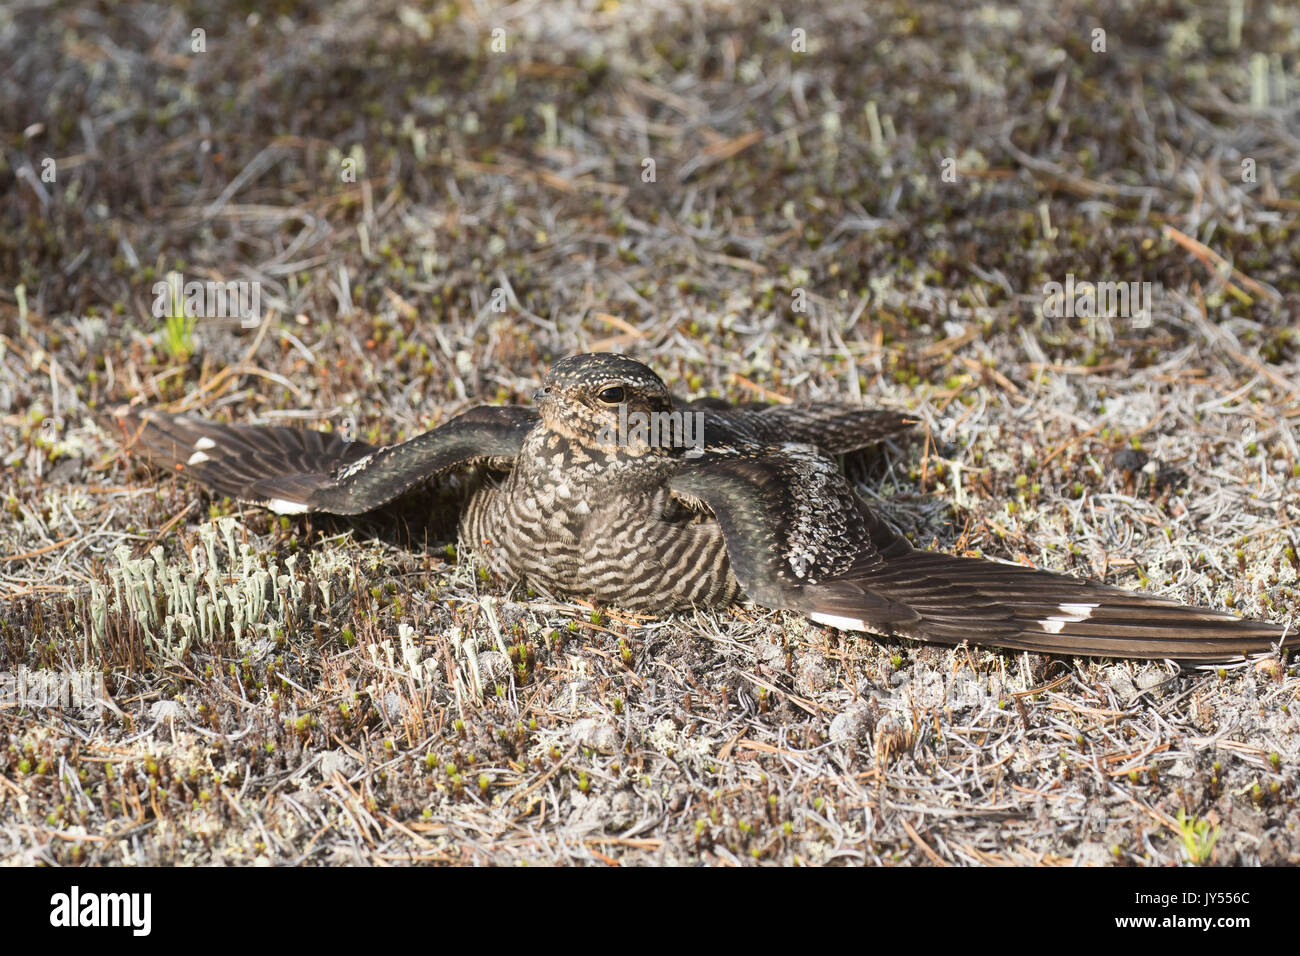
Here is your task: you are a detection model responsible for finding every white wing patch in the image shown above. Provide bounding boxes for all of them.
[187,436,219,464]
[1058,602,1099,617]
[266,498,309,514]
[1039,602,1098,633]
[810,612,869,632]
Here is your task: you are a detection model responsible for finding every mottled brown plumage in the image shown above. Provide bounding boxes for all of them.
[110,353,1295,663]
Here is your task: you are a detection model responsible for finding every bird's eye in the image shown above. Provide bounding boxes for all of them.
[597,386,625,404]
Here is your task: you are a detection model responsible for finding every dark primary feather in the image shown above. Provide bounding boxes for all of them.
[811,549,1288,660]
[111,408,376,505]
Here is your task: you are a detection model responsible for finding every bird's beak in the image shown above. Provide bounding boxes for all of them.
[532,387,547,404]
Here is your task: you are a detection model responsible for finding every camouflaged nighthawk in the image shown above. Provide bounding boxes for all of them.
[111,353,1294,663]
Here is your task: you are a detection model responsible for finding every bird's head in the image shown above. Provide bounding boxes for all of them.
[534,353,684,459]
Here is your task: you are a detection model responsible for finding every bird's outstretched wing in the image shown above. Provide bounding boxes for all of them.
[681,398,915,455]
[111,405,535,515]
[671,444,1293,662]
